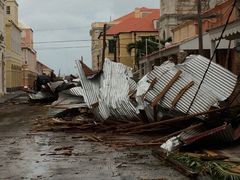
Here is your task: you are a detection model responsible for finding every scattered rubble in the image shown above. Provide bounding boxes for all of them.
[28,55,240,178]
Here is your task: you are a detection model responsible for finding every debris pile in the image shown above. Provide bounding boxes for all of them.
[30,55,240,178]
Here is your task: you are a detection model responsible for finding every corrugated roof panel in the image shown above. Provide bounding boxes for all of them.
[76,59,140,121]
[141,55,237,116]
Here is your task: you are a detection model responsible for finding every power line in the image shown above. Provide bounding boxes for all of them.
[29,37,159,44]
[31,38,139,44]
[186,0,237,114]
[34,26,90,32]
[36,46,90,50]
[34,39,92,44]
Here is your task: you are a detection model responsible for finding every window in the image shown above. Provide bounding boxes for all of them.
[6,6,10,14]
[108,39,116,53]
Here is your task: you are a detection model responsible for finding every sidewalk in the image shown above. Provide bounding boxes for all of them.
[0,91,26,104]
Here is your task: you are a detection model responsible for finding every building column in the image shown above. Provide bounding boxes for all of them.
[0,52,3,95]
[0,49,4,95]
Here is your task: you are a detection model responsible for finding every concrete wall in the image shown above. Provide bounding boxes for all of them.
[159,0,225,41]
[172,21,197,43]
[159,0,198,41]
[90,22,105,71]
[21,28,33,49]
[172,0,238,46]
[5,0,18,25]
[5,15,23,91]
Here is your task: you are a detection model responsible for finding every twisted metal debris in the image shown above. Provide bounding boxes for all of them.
[139,55,237,117]
[76,59,140,120]
[75,55,237,121]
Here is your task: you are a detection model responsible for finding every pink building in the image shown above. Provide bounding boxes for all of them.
[19,22,37,89]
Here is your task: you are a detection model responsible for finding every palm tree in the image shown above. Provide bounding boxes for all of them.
[127,37,159,68]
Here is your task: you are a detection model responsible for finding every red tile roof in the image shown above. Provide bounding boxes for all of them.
[107,7,160,35]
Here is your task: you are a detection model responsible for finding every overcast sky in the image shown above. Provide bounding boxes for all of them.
[17,0,159,75]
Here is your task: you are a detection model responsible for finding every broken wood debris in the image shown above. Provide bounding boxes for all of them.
[152,150,199,178]
[30,55,240,179]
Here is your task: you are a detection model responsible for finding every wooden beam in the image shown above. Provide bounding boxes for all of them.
[171,81,194,108]
[119,105,240,133]
[151,70,182,107]
[152,150,199,178]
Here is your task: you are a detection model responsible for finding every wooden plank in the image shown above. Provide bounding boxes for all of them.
[151,123,203,143]
[119,105,240,133]
[171,81,194,108]
[152,150,199,178]
[142,78,157,100]
[151,70,182,107]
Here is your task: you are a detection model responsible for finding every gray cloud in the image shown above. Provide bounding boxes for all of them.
[17,0,159,75]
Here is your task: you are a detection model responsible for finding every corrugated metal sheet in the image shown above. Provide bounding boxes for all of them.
[29,91,54,100]
[51,87,85,107]
[141,55,237,116]
[76,55,236,121]
[75,60,99,108]
[76,59,140,121]
[209,19,240,41]
[66,87,84,97]
[180,123,236,145]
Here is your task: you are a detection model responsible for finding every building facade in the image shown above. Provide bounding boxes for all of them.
[0,0,5,95]
[171,0,240,74]
[91,8,160,71]
[19,22,37,89]
[138,0,240,78]
[90,22,107,71]
[159,0,225,42]
[4,0,23,92]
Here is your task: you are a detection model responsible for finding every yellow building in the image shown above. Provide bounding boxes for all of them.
[91,8,160,71]
[0,0,5,96]
[4,0,23,92]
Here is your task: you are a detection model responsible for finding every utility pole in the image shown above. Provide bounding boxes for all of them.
[101,24,107,69]
[145,38,160,73]
[145,38,150,73]
[113,38,117,62]
[197,0,204,56]
[179,1,220,56]
[134,32,137,68]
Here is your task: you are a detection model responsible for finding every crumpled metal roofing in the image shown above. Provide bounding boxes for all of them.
[76,60,99,108]
[76,59,140,120]
[28,91,54,100]
[140,55,237,115]
[76,55,236,121]
[51,87,85,107]
[180,123,239,145]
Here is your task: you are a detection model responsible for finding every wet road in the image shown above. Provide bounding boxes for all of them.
[0,98,184,180]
